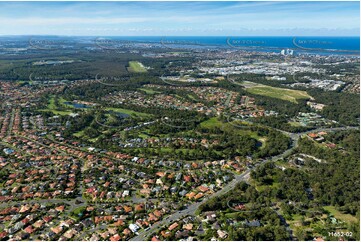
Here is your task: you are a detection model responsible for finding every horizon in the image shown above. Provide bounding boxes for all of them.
[0,35,360,37]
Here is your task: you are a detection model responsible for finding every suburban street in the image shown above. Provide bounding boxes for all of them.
[0,21,359,242]
[131,125,359,241]
[131,170,252,241]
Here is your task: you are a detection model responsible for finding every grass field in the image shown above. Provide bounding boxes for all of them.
[47,96,57,109]
[138,133,150,139]
[256,182,280,192]
[243,81,312,103]
[38,109,72,115]
[138,88,161,94]
[323,206,358,223]
[127,61,147,73]
[73,130,85,137]
[187,94,199,101]
[105,107,151,117]
[199,117,223,128]
[289,121,303,127]
[199,117,265,147]
[38,96,72,115]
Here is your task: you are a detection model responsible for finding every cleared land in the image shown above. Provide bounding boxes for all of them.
[199,117,265,147]
[288,121,303,127]
[323,206,358,223]
[127,61,147,73]
[199,117,223,129]
[105,107,151,117]
[138,88,161,94]
[242,81,312,103]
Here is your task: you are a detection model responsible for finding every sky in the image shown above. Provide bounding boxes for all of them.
[0,1,359,36]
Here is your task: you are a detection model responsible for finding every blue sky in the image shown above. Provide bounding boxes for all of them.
[0,1,359,36]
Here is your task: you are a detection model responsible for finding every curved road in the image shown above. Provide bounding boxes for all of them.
[131,125,359,241]
[131,170,252,241]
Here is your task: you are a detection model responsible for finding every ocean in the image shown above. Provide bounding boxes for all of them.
[103,36,360,55]
[3,35,358,56]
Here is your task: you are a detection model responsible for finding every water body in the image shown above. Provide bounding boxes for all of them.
[64,102,91,109]
[3,36,358,56]
[103,36,360,55]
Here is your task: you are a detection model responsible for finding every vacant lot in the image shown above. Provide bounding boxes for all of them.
[105,107,151,118]
[138,87,161,94]
[243,81,312,103]
[127,61,147,73]
[323,206,358,223]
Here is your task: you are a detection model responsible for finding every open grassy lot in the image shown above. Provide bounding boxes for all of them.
[199,117,223,129]
[38,109,72,115]
[199,117,265,147]
[105,107,151,117]
[288,121,303,127]
[127,61,147,73]
[73,130,85,138]
[323,206,358,223]
[138,87,161,94]
[47,96,57,109]
[243,81,312,103]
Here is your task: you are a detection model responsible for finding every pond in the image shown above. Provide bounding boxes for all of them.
[64,102,91,109]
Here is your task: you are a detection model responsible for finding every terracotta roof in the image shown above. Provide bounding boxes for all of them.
[123,228,131,235]
[151,236,160,241]
[135,204,144,211]
[110,234,121,241]
[168,222,179,231]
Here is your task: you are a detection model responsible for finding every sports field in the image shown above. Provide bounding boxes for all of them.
[127,61,147,73]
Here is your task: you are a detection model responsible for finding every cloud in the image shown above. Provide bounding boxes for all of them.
[0,1,359,36]
[0,17,150,25]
